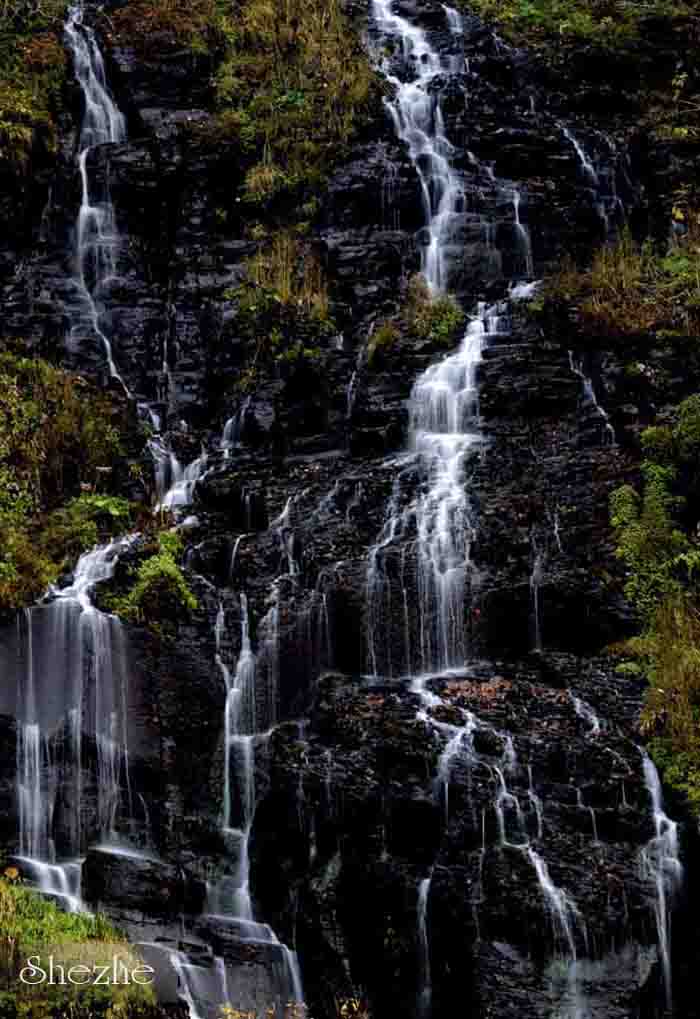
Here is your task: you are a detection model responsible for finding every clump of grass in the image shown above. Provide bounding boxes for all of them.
[0,871,156,1016]
[211,0,379,197]
[226,231,335,377]
[544,223,700,338]
[367,320,400,368]
[404,274,464,345]
[113,0,380,205]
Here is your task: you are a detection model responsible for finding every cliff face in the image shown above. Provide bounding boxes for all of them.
[1,2,699,1018]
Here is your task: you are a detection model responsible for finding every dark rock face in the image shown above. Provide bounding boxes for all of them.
[0,2,697,1019]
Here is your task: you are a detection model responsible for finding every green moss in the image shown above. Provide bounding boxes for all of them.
[454,0,700,145]
[454,0,648,50]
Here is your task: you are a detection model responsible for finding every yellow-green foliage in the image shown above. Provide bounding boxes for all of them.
[0,354,128,614]
[0,872,155,1017]
[367,320,400,368]
[456,0,652,50]
[0,1,68,170]
[229,232,334,372]
[105,531,197,637]
[610,401,700,808]
[114,1,379,202]
[404,274,464,345]
[212,0,379,199]
[544,225,700,338]
[110,0,218,55]
[610,463,688,620]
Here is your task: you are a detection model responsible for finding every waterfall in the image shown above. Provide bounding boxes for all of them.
[640,753,683,1008]
[64,3,127,390]
[568,351,616,444]
[512,188,534,278]
[219,595,256,918]
[561,125,599,187]
[373,0,465,291]
[15,541,133,909]
[416,875,433,1018]
[203,593,304,1012]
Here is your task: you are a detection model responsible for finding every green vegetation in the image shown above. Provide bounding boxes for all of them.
[0,0,68,170]
[103,530,198,637]
[227,232,335,383]
[0,871,155,1017]
[455,0,700,142]
[404,274,465,346]
[367,320,400,368]
[367,274,464,368]
[112,0,380,206]
[610,396,700,807]
[0,354,134,616]
[456,0,659,51]
[540,224,700,339]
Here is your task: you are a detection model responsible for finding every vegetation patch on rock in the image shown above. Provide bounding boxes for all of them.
[0,870,156,1018]
[0,0,68,171]
[0,353,138,616]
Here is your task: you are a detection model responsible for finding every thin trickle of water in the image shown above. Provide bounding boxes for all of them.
[568,351,616,445]
[512,188,534,278]
[561,125,599,187]
[417,875,433,1017]
[640,753,682,1009]
[571,693,602,736]
[529,538,544,652]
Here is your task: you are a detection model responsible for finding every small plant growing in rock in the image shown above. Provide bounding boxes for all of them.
[404,273,464,346]
[367,320,400,368]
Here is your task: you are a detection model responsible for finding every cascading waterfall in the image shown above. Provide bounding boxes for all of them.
[15,541,133,910]
[64,3,127,389]
[366,4,683,1016]
[373,0,465,292]
[196,594,304,1016]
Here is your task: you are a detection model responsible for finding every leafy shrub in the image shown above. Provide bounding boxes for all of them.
[610,463,688,620]
[609,399,700,808]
